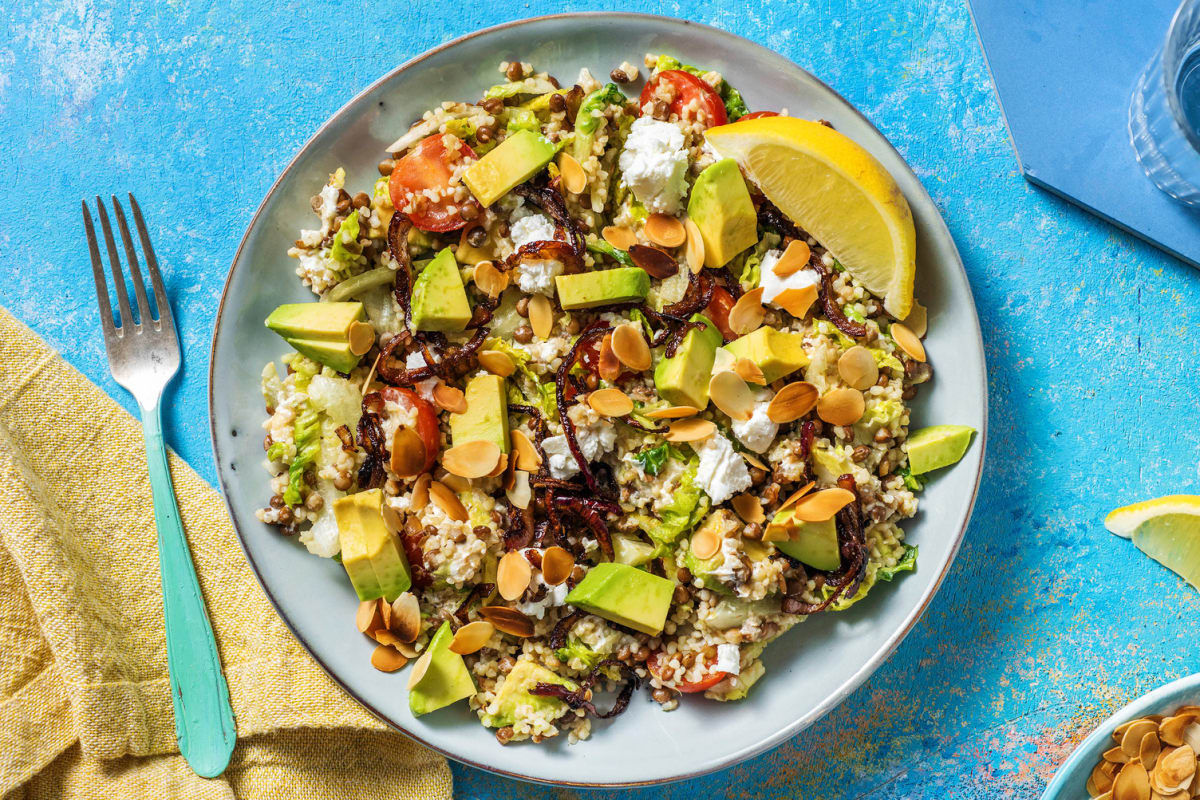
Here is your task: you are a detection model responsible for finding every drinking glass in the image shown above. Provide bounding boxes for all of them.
[1130,0,1200,205]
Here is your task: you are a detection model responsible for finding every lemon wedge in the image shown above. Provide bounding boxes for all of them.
[704,117,917,319]
[1105,495,1200,589]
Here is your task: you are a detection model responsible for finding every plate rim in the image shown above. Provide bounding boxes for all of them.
[208,11,989,787]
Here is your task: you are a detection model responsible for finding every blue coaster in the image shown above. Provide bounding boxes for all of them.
[969,0,1200,268]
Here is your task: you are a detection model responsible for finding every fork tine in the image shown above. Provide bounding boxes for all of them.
[82,201,119,342]
[111,195,155,326]
[127,193,174,332]
[95,197,136,329]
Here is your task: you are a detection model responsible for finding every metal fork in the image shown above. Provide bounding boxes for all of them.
[83,195,236,778]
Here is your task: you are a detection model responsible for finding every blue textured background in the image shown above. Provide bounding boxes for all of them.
[3,1,1200,797]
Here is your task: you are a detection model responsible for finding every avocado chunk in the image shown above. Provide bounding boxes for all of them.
[565,562,674,635]
[450,374,510,453]
[906,425,975,475]
[771,510,840,571]
[266,301,368,372]
[687,158,758,269]
[612,533,656,567]
[723,327,809,384]
[409,621,477,716]
[334,489,412,601]
[411,248,472,333]
[653,313,722,409]
[463,129,558,207]
[285,337,360,374]
[481,659,577,728]
[554,267,650,310]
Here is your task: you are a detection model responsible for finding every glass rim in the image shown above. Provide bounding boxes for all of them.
[1162,0,1200,152]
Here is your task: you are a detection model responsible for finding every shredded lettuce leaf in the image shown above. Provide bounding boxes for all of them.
[555,637,602,670]
[898,466,924,492]
[829,544,917,611]
[329,208,360,265]
[573,83,627,162]
[484,76,558,99]
[738,232,781,287]
[284,408,320,506]
[654,54,749,120]
[585,238,634,267]
[635,458,709,546]
[485,338,557,416]
[633,443,683,477]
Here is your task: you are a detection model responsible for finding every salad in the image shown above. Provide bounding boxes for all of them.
[256,53,975,745]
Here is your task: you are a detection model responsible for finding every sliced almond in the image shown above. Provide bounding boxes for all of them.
[407,650,432,689]
[348,320,376,356]
[381,501,404,534]
[611,322,651,371]
[442,440,503,479]
[1095,762,1117,793]
[690,526,721,560]
[541,546,575,586]
[529,293,554,339]
[370,644,408,672]
[817,387,866,426]
[708,371,754,421]
[438,472,472,493]
[1105,746,1133,764]
[684,218,705,273]
[645,213,686,248]
[712,346,736,374]
[772,239,812,277]
[665,417,716,442]
[1141,732,1162,771]
[506,468,532,509]
[411,473,432,511]
[478,605,534,637]
[390,592,421,643]
[790,487,856,523]
[766,381,819,423]
[396,640,420,659]
[511,429,542,471]
[1180,722,1200,754]
[734,358,766,385]
[838,346,880,391]
[1126,721,1161,756]
[428,479,468,522]
[390,426,428,478]
[1114,761,1151,800]
[477,349,516,377]
[379,595,393,629]
[1158,745,1196,789]
[558,151,587,195]
[727,287,766,335]
[778,481,816,511]
[731,493,765,524]
[473,260,509,298]
[904,301,928,338]
[645,405,699,419]
[433,381,468,414]
[891,322,926,363]
[449,620,495,655]
[775,286,819,319]
[357,599,383,634]
[742,451,769,470]
[587,387,634,417]
[485,451,509,479]
[598,332,621,382]
[497,551,533,601]
[1161,716,1197,747]
[602,225,637,251]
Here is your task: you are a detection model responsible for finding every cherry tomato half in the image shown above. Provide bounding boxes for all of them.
[738,111,780,120]
[704,287,738,342]
[646,651,729,693]
[639,70,728,128]
[388,134,478,233]
[379,387,440,473]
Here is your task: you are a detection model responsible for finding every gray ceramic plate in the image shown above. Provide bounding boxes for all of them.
[209,13,987,787]
[1040,674,1200,799]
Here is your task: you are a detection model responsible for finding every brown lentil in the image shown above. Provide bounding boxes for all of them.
[505,62,524,81]
[610,67,630,83]
[495,726,514,744]
[377,158,395,176]
[513,325,533,344]
[548,92,566,113]
[515,296,530,317]
[351,192,370,209]
[851,445,871,463]
[466,225,487,247]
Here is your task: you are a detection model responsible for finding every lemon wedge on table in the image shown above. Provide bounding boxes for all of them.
[1105,495,1200,590]
[704,116,917,319]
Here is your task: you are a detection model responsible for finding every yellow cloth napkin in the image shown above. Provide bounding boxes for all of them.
[0,308,452,799]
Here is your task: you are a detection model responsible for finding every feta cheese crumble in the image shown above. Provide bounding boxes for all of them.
[692,433,752,505]
[617,117,689,214]
[731,391,780,453]
[405,351,439,403]
[510,212,557,249]
[509,212,564,295]
[542,404,617,479]
[758,249,821,307]
[714,643,741,675]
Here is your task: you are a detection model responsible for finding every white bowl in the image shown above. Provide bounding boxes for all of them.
[209,13,988,786]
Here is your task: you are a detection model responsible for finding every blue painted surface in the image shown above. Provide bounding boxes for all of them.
[970,0,1200,268]
[3,1,1200,797]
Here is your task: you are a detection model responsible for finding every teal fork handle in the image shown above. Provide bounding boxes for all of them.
[143,402,236,777]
